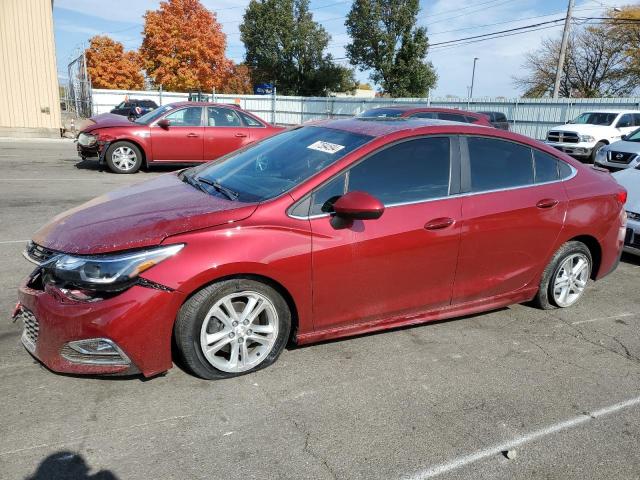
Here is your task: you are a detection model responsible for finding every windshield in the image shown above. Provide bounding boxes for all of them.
[184,126,373,202]
[134,104,173,124]
[572,112,617,126]
[625,127,640,142]
[359,108,404,118]
[115,101,127,109]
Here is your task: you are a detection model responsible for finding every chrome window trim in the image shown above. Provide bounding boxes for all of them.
[287,164,577,221]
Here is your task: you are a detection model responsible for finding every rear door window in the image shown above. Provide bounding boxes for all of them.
[467,137,533,192]
[207,107,242,127]
[533,150,560,183]
[410,112,437,119]
[438,113,470,123]
[238,111,264,127]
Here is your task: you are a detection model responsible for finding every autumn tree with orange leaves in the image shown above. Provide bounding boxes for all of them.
[219,64,253,94]
[85,36,144,89]
[140,0,231,91]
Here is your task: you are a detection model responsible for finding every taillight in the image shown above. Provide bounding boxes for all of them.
[617,189,627,204]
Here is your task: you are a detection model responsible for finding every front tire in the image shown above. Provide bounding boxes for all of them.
[534,241,592,310]
[105,141,142,174]
[174,279,291,380]
[589,141,606,163]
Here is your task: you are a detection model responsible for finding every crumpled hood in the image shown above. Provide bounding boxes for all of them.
[32,173,258,254]
[83,113,138,132]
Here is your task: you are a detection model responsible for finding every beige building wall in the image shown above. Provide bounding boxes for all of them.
[0,0,61,137]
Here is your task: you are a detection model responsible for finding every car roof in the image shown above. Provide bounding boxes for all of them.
[170,101,244,109]
[363,106,483,116]
[579,110,640,114]
[309,117,487,137]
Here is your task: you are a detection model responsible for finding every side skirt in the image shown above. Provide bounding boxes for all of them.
[296,287,538,345]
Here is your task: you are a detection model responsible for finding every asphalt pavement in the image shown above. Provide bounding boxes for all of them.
[1,138,639,480]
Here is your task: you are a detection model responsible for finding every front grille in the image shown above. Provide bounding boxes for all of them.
[16,308,39,353]
[608,151,636,164]
[547,131,580,143]
[24,242,59,265]
[628,211,640,221]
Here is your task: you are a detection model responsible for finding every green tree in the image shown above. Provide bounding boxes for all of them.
[345,0,436,97]
[240,0,356,95]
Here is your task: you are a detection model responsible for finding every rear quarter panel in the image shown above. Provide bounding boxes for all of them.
[556,166,625,278]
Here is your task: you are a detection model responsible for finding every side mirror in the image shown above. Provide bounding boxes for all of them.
[333,191,384,221]
[621,135,628,141]
[157,119,170,129]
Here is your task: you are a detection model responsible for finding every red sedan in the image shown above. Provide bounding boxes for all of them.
[76,102,282,174]
[17,117,626,379]
[359,106,493,126]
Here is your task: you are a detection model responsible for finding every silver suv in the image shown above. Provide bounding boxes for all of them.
[595,127,640,171]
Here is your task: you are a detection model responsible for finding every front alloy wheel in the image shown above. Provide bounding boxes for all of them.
[174,279,291,379]
[200,291,279,373]
[105,141,142,174]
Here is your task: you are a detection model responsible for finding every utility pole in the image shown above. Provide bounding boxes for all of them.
[553,0,574,99]
[468,57,478,109]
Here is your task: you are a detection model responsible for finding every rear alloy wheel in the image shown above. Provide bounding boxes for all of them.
[105,141,142,174]
[533,241,592,309]
[174,279,291,379]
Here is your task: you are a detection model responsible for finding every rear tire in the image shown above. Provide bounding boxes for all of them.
[174,279,291,380]
[533,241,592,310]
[105,141,142,174]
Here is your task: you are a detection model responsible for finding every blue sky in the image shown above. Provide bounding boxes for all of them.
[53,0,624,97]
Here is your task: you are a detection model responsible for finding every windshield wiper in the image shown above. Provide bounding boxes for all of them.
[194,177,239,201]
[181,173,209,194]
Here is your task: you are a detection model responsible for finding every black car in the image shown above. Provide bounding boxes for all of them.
[478,111,510,130]
[110,100,158,119]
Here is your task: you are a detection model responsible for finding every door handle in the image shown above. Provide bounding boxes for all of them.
[536,198,559,209]
[424,217,455,230]
[186,133,199,138]
[234,133,248,138]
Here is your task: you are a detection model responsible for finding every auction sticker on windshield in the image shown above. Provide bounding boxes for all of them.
[307,141,345,154]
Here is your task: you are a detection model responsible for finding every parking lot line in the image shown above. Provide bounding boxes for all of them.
[404,395,640,479]
[0,239,28,245]
[571,313,635,325]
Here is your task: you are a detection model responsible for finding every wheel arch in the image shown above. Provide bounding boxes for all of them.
[568,234,602,279]
[110,137,149,166]
[177,273,300,343]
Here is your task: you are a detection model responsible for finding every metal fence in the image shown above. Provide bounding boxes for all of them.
[92,88,640,140]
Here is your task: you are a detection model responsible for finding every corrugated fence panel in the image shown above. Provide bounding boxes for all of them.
[92,89,640,140]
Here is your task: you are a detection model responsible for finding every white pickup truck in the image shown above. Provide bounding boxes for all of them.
[545,110,640,162]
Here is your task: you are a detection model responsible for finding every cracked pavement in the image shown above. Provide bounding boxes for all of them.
[1,139,639,479]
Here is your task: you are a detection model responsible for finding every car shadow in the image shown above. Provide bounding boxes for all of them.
[24,451,119,480]
[74,159,190,174]
[621,252,640,267]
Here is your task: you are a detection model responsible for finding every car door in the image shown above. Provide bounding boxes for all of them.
[203,106,252,161]
[452,137,569,304]
[307,136,463,330]
[150,106,204,161]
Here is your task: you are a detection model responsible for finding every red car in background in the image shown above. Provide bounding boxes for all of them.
[17,117,626,379]
[77,102,282,174]
[358,106,493,127]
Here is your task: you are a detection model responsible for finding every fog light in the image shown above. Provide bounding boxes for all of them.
[61,338,130,365]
